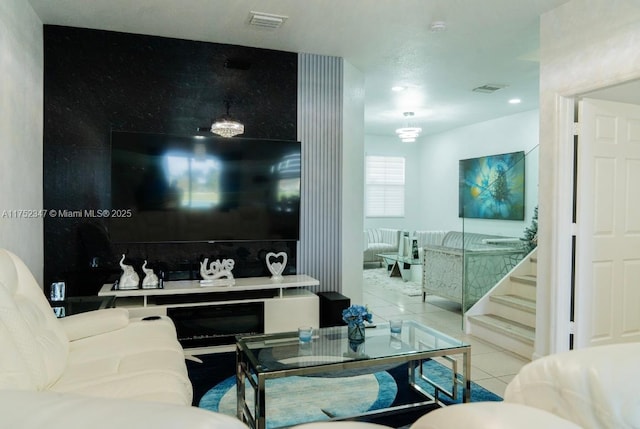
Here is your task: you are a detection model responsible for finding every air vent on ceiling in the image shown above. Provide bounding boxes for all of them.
[248,11,288,29]
[472,84,508,94]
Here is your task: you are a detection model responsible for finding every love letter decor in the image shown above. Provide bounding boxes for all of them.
[266,252,287,281]
[199,258,236,287]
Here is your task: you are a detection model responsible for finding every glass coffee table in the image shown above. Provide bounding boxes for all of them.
[377,253,423,282]
[235,321,470,429]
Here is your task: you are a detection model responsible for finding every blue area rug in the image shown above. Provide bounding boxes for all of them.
[201,371,397,428]
[196,357,501,428]
[420,359,501,404]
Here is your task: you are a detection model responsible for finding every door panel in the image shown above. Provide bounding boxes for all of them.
[576,98,640,347]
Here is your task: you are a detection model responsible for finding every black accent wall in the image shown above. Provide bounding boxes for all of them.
[43,26,299,296]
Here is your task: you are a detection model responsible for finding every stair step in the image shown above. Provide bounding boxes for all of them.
[510,274,537,286]
[490,294,536,314]
[467,314,535,345]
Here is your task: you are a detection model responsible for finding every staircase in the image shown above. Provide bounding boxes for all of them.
[465,250,537,360]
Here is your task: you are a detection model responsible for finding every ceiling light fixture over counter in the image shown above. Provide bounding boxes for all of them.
[210,100,244,138]
[395,112,422,143]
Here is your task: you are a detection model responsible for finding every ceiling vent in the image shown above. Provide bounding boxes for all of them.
[248,11,288,29]
[472,84,508,94]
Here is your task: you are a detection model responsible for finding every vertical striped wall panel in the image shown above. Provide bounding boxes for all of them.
[297,53,343,294]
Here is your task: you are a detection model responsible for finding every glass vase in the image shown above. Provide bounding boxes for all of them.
[347,322,366,344]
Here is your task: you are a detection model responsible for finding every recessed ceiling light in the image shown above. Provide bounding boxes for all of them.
[430,21,447,32]
[391,86,406,92]
[509,98,522,104]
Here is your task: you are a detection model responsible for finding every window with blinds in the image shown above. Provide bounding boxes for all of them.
[365,155,405,217]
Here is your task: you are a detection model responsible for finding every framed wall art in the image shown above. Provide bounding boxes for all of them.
[459,151,525,220]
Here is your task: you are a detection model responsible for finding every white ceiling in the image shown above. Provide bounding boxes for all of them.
[28,0,571,138]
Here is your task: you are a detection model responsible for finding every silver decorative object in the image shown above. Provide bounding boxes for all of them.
[118,254,139,290]
[199,258,235,286]
[265,251,287,280]
[141,260,159,289]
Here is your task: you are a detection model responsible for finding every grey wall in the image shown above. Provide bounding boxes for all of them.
[0,1,44,284]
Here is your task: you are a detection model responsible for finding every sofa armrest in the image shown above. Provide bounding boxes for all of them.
[409,402,581,429]
[505,343,640,429]
[0,390,248,429]
[59,308,130,341]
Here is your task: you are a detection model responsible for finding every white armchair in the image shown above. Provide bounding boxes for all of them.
[409,402,581,429]
[409,342,640,429]
[505,342,640,429]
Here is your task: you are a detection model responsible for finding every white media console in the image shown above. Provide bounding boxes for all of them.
[98,275,320,348]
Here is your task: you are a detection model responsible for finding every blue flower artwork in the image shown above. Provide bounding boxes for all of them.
[459,151,525,220]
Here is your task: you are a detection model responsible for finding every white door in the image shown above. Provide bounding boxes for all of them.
[575,98,640,348]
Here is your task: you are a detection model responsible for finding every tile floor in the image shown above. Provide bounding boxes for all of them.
[362,269,531,398]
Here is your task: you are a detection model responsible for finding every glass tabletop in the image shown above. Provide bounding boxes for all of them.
[236,321,468,374]
[376,253,422,265]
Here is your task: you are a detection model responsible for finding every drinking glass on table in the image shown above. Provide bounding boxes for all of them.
[298,327,313,343]
[389,319,403,336]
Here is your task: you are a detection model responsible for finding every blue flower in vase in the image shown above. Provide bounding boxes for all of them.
[342,304,373,326]
[342,305,372,344]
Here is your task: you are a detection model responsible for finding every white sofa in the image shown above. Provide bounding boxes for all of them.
[0,248,247,429]
[412,230,447,250]
[410,342,640,429]
[363,228,401,265]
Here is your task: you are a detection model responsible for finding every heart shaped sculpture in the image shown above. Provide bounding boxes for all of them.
[266,251,287,280]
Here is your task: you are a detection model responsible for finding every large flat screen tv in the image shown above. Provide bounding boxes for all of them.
[109,131,301,243]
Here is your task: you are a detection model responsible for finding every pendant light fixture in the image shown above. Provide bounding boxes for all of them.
[210,100,244,138]
[395,112,422,143]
